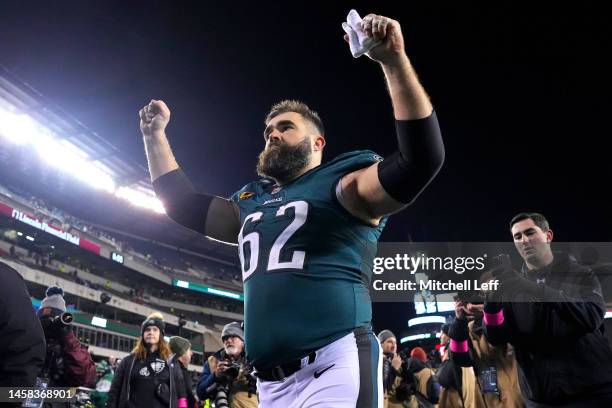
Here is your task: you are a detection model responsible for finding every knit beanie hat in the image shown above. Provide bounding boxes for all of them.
[37,286,67,318]
[141,312,165,336]
[169,336,191,357]
[221,322,244,341]
[410,347,428,363]
[377,329,396,344]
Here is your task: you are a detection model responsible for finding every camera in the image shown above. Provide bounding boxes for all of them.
[205,359,247,408]
[213,384,231,408]
[40,312,73,335]
[219,360,242,383]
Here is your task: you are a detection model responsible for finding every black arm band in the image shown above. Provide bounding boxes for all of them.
[152,169,213,234]
[377,111,445,204]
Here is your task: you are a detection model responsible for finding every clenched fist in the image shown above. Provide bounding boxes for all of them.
[343,14,406,66]
[139,99,171,138]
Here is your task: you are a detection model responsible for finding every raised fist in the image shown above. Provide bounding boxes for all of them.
[139,99,171,138]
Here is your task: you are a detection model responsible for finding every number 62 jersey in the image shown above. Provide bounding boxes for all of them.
[230,150,387,370]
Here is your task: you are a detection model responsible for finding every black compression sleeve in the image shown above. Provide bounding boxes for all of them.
[152,169,213,234]
[377,111,445,204]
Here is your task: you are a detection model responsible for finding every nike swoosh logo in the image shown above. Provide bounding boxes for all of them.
[314,364,335,378]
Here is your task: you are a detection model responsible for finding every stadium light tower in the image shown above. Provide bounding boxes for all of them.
[0,68,165,213]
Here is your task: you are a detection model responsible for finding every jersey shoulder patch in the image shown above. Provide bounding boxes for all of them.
[230,182,257,203]
[230,178,275,203]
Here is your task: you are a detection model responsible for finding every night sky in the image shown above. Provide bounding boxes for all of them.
[1,1,610,339]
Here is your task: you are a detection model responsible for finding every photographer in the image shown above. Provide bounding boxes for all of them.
[437,323,482,408]
[196,322,257,408]
[448,298,523,407]
[482,212,612,407]
[107,312,187,408]
[35,286,96,407]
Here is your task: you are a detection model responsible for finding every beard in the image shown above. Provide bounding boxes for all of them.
[224,344,240,356]
[257,137,312,184]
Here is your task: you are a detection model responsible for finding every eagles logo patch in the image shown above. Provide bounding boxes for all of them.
[239,192,255,200]
[151,360,166,373]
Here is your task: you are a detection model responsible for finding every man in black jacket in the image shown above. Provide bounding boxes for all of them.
[0,261,46,388]
[378,329,409,407]
[483,212,612,407]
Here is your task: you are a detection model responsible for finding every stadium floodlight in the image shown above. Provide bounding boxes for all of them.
[0,108,40,145]
[0,104,166,212]
[408,315,446,327]
[26,235,35,241]
[60,139,90,159]
[34,132,116,193]
[115,186,164,214]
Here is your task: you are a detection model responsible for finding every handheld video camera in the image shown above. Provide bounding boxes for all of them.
[40,312,73,336]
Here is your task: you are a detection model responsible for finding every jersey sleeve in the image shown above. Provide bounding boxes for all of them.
[324,150,388,232]
[325,150,384,176]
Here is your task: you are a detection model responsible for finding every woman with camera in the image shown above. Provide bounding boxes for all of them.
[30,286,97,408]
[107,312,187,408]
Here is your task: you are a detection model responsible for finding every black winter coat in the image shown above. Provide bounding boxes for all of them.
[484,254,612,404]
[106,353,186,408]
[0,261,46,387]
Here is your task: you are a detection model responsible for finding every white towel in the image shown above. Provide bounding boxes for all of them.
[342,9,382,58]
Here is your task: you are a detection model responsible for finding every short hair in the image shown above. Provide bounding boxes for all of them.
[510,212,550,231]
[265,99,325,136]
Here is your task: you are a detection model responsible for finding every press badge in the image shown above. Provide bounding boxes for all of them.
[481,367,500,395]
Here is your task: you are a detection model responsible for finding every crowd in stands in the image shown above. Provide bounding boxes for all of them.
[1,233,242,329]
[1,183,241,288]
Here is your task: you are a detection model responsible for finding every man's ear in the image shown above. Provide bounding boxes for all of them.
[313,134,326,152]
[546,229,554,243]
